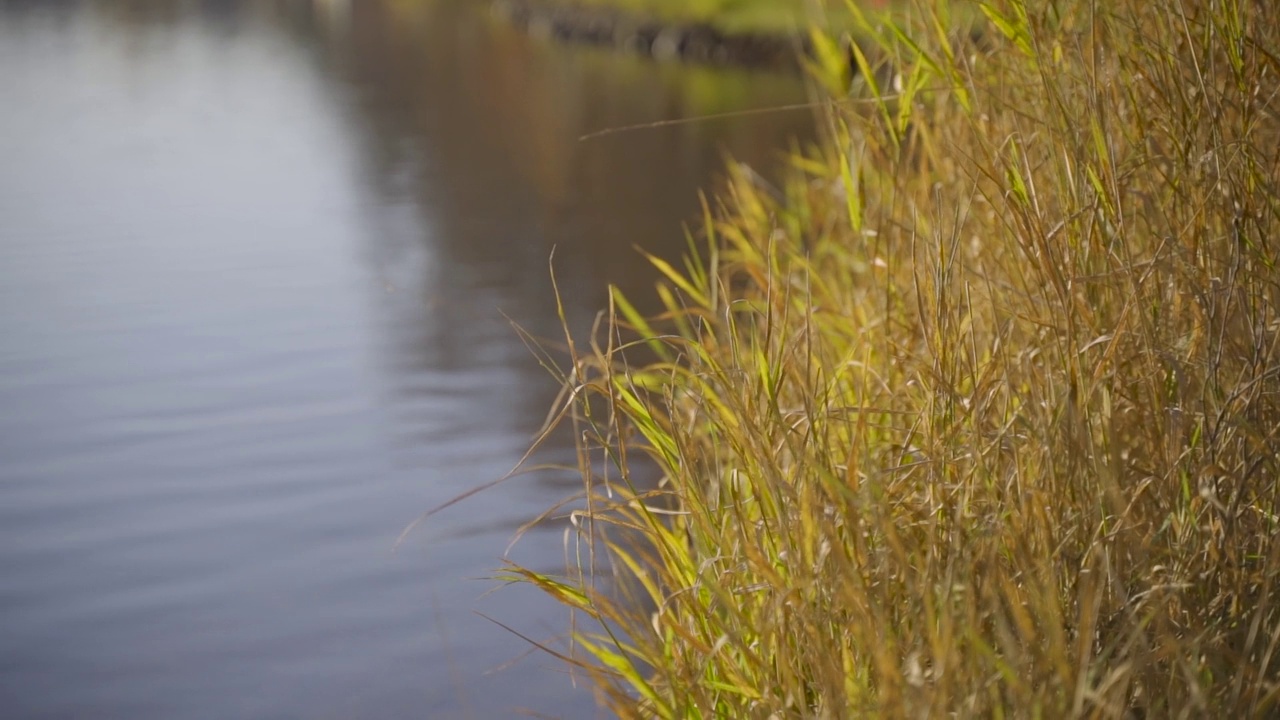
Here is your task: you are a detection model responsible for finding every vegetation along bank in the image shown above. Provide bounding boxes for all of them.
[490,0,893,68]
[490,0,800,67]
[509,0,1280,716]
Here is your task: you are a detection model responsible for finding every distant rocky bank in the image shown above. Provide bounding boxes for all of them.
[490,0,811,70]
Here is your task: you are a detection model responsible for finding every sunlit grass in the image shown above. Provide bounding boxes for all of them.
[510,0,1280,716]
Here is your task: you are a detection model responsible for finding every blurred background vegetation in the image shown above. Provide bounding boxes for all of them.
[512,0,881,34]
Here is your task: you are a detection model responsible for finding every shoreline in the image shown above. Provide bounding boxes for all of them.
[490,0,812,70]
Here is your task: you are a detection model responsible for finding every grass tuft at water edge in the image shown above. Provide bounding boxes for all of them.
[511,0,1280,716]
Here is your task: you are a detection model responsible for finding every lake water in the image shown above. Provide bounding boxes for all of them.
[0,1,812,717]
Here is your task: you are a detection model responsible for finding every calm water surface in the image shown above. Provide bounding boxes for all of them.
[0,1,813,717]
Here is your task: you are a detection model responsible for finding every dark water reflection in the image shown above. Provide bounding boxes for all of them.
[0,1,814,717]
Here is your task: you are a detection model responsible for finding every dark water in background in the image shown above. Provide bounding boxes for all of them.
[0,1,813,717]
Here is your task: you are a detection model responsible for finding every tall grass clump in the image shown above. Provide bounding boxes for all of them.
[507,0,1280,716]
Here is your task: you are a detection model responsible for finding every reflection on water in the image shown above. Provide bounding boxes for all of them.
[0,0,814,717]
